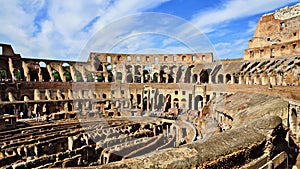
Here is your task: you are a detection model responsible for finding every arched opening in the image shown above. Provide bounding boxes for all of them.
[134,66,141,83]
[52,69,61,82]
[184,66,192,83]
[176,65,185,83]
[106,64,113,82]
[97,73,104,82]
[39,62,49,81]
[173,98,179,108]
[164,94,171,112]
[152,72,158,83]
[194,95,203,110]
[217,74,224,84]
[108,71,113,82]
[20,95,30,101]
[13,69,22,81]
[192,74,198,83]
[62,63,72,82]
[157,94,164,110]
[160,70,166,83]
[116,72,122,82]
[225,74,231,84]
[143,67,150,83]
[29,69,39,82]
[126,74,133,83]
[76,70,83,82]
[137,94,142,109]
[290,108,297,135]
[200,69,209,83]
[143,97,148,111]
[168,74,174,83]
[0,68,7,80]
[86,73,94,82]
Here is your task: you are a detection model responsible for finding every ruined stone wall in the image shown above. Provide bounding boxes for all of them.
[244,3,300,60]
[95,116,293,169]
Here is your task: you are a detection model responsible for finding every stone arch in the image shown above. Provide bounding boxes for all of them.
[106,65,114,82]
[39,61,49,81]
[134,65,142,83]
[217,74,224,84]
[75,70,83,82]
[20,95,31,101]
[52,69,62,82]
[152,72,158,83]
[173,98,179,108]
[225,74,231,84]
[62,63,72,82]
[194,95,203,110]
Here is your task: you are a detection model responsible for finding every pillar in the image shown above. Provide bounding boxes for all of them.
[239,75,244,84]
[231,75,235,84]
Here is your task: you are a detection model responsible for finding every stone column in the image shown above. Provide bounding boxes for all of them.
[22,61,30,81]
[231,75,235,84]
[38,67,43,82]
[8,57,15,80]
[238,75,244,84]
[165,74,169,83]
[46,65,54,82]
[34,89,41,100]
[69,65,77,82]
[141,73,144,83]
[58,65,66,82]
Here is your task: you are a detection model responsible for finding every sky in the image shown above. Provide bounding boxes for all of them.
[0,0,299,61]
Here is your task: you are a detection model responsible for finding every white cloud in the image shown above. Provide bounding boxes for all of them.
[0,0,171,60]
[1,0,298,61]
[191,0,299,33]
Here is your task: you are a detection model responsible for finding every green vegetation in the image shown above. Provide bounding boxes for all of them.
[76,70,82,82]
[65,71,71,81]
[97,74,103,82]
[87,73,94,82]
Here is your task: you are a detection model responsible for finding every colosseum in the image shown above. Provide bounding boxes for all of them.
[1,3,300,169]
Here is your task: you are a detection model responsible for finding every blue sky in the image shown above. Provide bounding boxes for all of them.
[0,0,299,61]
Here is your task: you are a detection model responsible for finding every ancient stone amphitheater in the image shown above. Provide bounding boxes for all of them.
[1,3,300,169]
